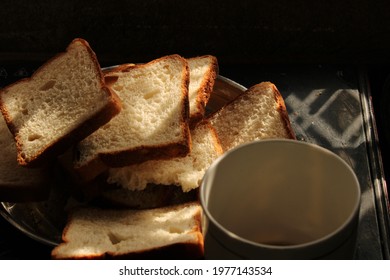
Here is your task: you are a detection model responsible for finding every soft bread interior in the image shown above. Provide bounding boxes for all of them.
[51,202,202,259]
[209,82,295,152]
[0,39,119,165]
[75,55,190,169]
[107,121,223,192]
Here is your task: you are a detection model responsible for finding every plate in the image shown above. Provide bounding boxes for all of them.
[0,75,247,247]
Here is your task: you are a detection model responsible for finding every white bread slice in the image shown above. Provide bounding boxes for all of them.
[0,114,52,201]
[187,55,218,126]
[0,38,122,166]
[107,120,223,193]
[51,202,203,259]
[208,82,295,152]
[104,56,217,128]
[74,55,191,181]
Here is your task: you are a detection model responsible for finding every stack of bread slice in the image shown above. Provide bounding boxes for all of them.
[0,38,296,259]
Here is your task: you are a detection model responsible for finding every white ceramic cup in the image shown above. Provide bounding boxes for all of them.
[200,139,361,259]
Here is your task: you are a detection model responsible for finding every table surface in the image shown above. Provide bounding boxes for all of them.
[0,63,389,259]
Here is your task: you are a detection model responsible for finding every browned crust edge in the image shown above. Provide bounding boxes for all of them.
[267,82,296,140]
[188,55,219,127]
[100,141,190,168]
[73,139,190,183]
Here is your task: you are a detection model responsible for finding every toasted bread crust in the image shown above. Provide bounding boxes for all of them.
[189,55,219,127]
[100,140,191,167]
[74,140,191,182]
[95,185,199,209]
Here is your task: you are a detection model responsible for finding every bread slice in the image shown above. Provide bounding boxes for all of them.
[0,38,122,166]
[104,56,217,128]
[0,114,52,201]
[51,202,203,259]
[208,82,295,152]
[107,120,223,193]
[74,55,191,181]
[95,184,198,210]
[187,55,218,126]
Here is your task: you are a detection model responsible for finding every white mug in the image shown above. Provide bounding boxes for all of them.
[200,139,361,259]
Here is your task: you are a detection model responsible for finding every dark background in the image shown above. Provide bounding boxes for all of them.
[0,0,389,258]
[1,0,390,64]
